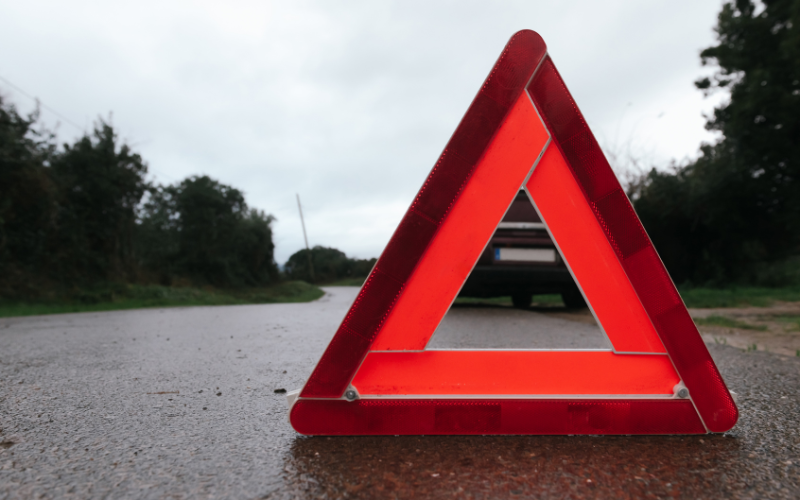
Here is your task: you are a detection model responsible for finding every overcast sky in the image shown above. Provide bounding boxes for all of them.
[1,1,726,264]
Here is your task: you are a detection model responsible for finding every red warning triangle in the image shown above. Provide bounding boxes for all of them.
[288,30,738,435]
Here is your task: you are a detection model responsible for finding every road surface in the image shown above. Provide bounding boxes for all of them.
[1,287,799,498]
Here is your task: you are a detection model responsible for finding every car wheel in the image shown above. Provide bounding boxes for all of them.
[511,293,532,309]
[561,289,587,309]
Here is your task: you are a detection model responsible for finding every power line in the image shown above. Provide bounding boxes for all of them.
[0,74,85,131]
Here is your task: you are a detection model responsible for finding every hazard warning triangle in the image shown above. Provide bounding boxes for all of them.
[288,30,738,435]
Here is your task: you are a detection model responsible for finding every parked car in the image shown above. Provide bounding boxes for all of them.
[458,190,587,308]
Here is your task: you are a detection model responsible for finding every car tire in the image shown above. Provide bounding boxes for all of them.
[561,289,587,309]
[511,293,532,309]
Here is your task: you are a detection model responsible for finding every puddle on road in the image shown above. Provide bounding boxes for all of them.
[280,433,744,498]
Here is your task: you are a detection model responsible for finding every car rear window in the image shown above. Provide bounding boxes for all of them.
[502,191,541,223]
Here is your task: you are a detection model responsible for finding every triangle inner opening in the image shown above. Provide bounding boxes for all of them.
[427,189,612,350]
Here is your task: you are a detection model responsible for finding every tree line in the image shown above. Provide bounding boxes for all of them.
[3,0,796,297]
[0,97,378,299]
[631,0,799,286]
[0,99,281,298]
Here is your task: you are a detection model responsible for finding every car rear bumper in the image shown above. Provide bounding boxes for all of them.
[458,265,576,298]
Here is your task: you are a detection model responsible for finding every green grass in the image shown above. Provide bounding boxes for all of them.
[324,277,368,287]
[679,286,800,308]
[455,296,513,306]
[0,281,324,318]
[693,314,767,331]
[773,314,800,332]
[531,294,564,305]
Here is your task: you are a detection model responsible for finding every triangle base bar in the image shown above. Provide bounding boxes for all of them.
[290,399,706,435]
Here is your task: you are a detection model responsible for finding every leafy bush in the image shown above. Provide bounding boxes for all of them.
[284,246,376,284]
[137,176,279,287]
[633,0,800,285]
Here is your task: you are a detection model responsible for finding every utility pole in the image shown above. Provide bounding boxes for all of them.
[296,194,315,283]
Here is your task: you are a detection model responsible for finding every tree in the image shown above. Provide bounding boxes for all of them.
[137,175,279,287]
[634,0,800,285]
[0,93,280,295]
[0,97,58,294]
[52,120,149,283]
[284,246,376,283]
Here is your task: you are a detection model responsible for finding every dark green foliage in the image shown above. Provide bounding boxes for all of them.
[633,0,800,285]
[137,176,279,287]
[0,99,148,293]
[678,284,800,307]
[52,120,149,283]
[0,100,58,295]
[0,95,279,297]
[284,245,376,284]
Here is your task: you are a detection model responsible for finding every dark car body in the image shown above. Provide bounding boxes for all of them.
[458,190,586,308]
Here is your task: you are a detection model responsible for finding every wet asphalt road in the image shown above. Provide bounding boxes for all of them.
[1,287,799,499]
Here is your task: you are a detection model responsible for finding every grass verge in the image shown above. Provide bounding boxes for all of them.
[679,286,800,308]
[0,281,324,318]
[324,277,368,287]
[694,315,767,331]
[773,314,800,332]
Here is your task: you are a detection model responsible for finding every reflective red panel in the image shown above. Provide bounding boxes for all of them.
[653,305,739,432]
[410,152,472,225]
[371,92,550,351]
[527,57,737,432]
[527,143,666,353]
[353,351,678,396]
[299,327,371,398]
[293,30,737,436]
[291,399,705,436]
[299,30,548,399]
[301,271,401,398]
